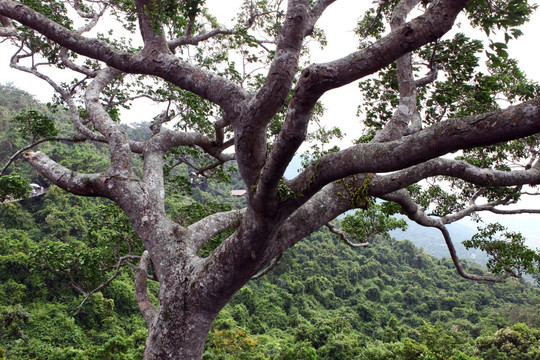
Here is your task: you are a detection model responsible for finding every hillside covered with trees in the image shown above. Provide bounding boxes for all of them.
[1,84,539,359]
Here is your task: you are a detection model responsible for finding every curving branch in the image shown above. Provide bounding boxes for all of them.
[0,0,250,113]
[85,67,134,177]
[188,209,246,251]
[9,42,122,148]
[296,0,467,100]
[236,0,314,189]
[133,0,169,54]
[251,254,282,280]
[153,128,220,154]
[326,222,370,247]
[487,207,540,215]
[415,65,439,88]
[72,0,100,19]
[373,0,423,142]
[60,48,99,77]
[0,13,15,36]
[213,116,230,146]
[168,28,235,51]
[135,250,157,327]
[381,190,515,282]
[0,136,87,177]
[255,0,468,203]
[23,151,106,197]
[310,0,337,20]
[10,50,68,97]
[275,182,354,256]
[370,158,540,198]
[197,156,236,176]
[286,96,540,204]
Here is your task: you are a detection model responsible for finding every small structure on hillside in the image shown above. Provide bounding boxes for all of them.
[30,183,44,196]
[231,189,247,197]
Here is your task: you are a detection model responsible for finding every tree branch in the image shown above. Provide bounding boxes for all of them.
[0,13,15,36]
[133,0,170,54]
[415,66,439,88]
[168,28,235,51]
[1,136,87,177]
[287,96,540,203]
[370,158,540,198]
[23,151,105,197]
[276,182,353,255]
[85,67,134,178]
[188,209,246,251]
[310,0,337,20]
[73,254,142,315]
[251,254,282,280]
[381,190,514,282]
[0,0,250,113]
[326,222,370,247]
[487,207,540,215]
[135,250,157,327]
[373,0,422,142]
[256,0,468,202]
[236,0,314,189]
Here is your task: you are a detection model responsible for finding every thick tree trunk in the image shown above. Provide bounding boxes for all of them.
[144,309,214,359]
[133,224,233,360]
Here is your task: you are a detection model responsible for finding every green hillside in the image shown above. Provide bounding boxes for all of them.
[390,219,489,264]
[1,84,539,359]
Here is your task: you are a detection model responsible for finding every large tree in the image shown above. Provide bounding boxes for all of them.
[1,0,540,358]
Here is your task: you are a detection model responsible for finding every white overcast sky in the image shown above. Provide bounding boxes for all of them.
[1,0,540,246]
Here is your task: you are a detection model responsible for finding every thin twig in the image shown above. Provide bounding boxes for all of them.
[73,254,142,315]
[251,254,282,280]
[326,222,370,247]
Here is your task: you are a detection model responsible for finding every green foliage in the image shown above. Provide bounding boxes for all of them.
[205,328,262,360]
[13,109,58,141]
[208,230,540,359]
[0,174,31,202]
[341,203,408,241]
[19,0,72,27]
[476,323,540,360]
[466,0,536,39]
[463,223,540,276]
[0,304,30,341]
[15,1,73,65]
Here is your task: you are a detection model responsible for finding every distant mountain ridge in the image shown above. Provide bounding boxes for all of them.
[390,219,489,265]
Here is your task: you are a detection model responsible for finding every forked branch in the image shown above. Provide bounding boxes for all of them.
[73,253,142,315]
[381,190,515,282]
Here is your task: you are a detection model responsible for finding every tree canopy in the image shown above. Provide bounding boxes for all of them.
[1,0,540,358]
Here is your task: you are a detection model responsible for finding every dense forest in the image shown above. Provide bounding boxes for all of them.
[1,84,539,359]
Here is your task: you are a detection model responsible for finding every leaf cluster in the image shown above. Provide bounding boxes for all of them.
[13,109,58,141]
[463,223,540,276]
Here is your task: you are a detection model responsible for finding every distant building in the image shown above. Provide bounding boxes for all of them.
[231,190,247,197]
[2,183,46,204]
[189,172,208,190]
[29,183,43,196]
